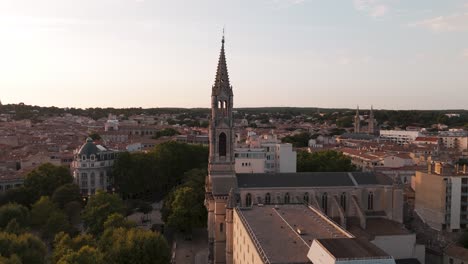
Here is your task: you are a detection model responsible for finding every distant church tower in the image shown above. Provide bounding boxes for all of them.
[354,106,361,133]
[205,33,237,264]
[367,105,375,135]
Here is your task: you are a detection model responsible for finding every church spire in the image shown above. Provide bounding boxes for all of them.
[212,31,232,96]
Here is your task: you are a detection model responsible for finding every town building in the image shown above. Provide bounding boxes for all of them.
[414,162,468,231]
[444,244,468,264]
[380,130,422,145]
[234,131,296,174]
[71,138,120,196]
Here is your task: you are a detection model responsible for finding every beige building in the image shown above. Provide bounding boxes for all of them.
[414,162,468,231]
[71,138,120,196]
[205,36,409,264]
[233,204,396,264]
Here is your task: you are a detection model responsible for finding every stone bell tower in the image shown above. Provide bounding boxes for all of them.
[205,33,237,264]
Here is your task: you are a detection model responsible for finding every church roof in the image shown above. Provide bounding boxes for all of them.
[212,35,232,96]
[236,172,392,188]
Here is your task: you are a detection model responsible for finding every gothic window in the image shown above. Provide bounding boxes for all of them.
[340,192,347,211]
[322,192,328,214]
[265,193,271,204]
[218,101,222,109]
[219,133,227,157]
[284,192,290,204]
[368,191,374,210]
[246,193,252,207]
[303,192,309,204]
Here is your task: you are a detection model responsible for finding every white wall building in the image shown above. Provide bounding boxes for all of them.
[234,132,296,173]
[380,130,422,145]
[71,138,120,196]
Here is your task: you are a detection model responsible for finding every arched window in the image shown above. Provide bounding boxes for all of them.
[340,192,347,211]
[284,193,290,204]
[368,191,374,210]
[321,192,328,214]
[218,101,222,109]
[303,192,309,204]
[219,133,227,157]
[265,193,271,204]
[246,193,252,207]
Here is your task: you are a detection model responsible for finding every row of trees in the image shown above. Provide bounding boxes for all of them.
[112,141,209,200]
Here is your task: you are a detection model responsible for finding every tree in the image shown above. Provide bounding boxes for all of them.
[297,150,356,172]
[103,213,135,230]
[56,245,104,264]
[52,232,98,264]
[0,186,37,207]
[112,142,208,199]
[4,219,23,235]
[24,163,73,199]
[98,227,170,264]
[0,203,30,229]
[82,191,125,235]
[281,132,311,148]
[30,196,73,239]
[31,196,57,228]
[0,231,47,264]
[64,201,82,226]
[151,128,180,139]
[52,184,82,209]
[167,187,206,234]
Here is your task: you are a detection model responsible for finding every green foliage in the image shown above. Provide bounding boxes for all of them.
[0,203,30,229]
[167,187,206,234]
[56,245,104,264]
[31,196,57,228]
[4,219,23,235]
[297,150,356,172]
[52,232,98,264]
[0,254,22,264]
[24,163,73,199]
[152,128,180,139]
[98,227,170,264]
[63,201,82,226]
[137,202,153,215]
[31,196,73,239]
[0,186,37,207]
[103,213,135,230]
[82,191,125,235]
[162,168,207,233]
[52,184,82,209]
[282,132,311,147]
[0,231,47,264]
[112,141,208,199]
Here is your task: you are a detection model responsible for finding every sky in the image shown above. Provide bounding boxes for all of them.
[0,0,467,110]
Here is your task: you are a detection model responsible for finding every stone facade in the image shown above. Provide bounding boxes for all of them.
[205,36,404,264]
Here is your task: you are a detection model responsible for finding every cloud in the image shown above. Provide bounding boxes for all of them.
[410,12,468,32]
[353,0,389,17]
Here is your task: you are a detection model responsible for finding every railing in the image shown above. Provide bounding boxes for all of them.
[235,207,271,264]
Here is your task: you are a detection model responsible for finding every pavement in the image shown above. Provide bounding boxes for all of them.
[174,229,208,264]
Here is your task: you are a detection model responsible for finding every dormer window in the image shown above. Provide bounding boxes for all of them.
[82,155,86,161]
[90,154,96,161]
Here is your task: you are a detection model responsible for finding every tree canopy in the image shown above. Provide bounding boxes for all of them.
[297,150,356,172]
[112,141,208,200]
[82,191,126,235]
[24,163,73,199]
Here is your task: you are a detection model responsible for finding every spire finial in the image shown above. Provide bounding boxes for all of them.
[222,27,225,44]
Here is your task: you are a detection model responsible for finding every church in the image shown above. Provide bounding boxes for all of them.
[205,36,407,264]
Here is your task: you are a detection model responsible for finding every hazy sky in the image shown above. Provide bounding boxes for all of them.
[1,0,467,110]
